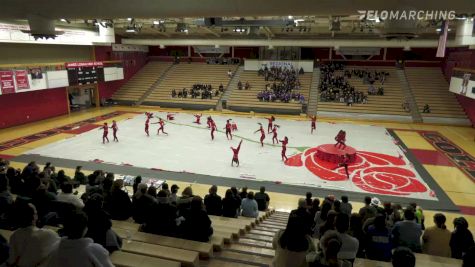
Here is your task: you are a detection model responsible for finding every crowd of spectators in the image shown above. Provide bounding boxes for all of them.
[256,66,306,103]
[171,83,224,99]
[272,192,475,267]
[0,159,273,266]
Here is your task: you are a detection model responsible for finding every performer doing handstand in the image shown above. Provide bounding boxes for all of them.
[194,114,202,124]
[231,140,243,167]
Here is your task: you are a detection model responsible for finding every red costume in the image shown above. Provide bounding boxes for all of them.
[194,114,202,124]
[145,118,150,136]
[231,122,238,131]
[337,154,351,179]
[272,126,279,144]
[154,119,168,135]
[166,113,175,120]
[310,115,317,134]
[210,120,217,140]
[267,116,275,133]
[207,116,212,128]
[231,140,243,166]
[279,137,288,161]
[110,121,118,142]
[224,120,232,140]
[101,123,109,144]
[255,126,266,147]
[334,130,346,149]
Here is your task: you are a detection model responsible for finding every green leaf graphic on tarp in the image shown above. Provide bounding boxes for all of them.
[295,146,310,152]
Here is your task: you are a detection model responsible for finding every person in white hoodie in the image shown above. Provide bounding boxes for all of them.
[45,210,114,267]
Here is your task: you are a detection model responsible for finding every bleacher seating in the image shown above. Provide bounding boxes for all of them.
[317,66,407,116]
[112,62,172,102]
[405,67,468,119]
[144,63,238,108]
[227,71,312,114]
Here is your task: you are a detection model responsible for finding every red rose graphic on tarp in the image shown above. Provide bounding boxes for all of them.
[285,148,428,196]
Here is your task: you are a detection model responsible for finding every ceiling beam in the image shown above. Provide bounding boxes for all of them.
[263,26,275,38]
[200,27,220,37]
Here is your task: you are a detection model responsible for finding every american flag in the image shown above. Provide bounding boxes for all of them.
[436,20,449,58]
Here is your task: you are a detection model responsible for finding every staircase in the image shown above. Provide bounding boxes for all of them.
[136,63,175,105]
[307,68,320,116]
[397,69,422,123]
[216,66,243,111]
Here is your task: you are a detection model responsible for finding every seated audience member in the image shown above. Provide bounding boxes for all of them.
[241,192,258,218]
[290,198,314,235]
[450,217,475,259]
[391,247,416,267]
[422,213,451,257]
[422,104,431,113]
[180,196,213,242]
[222,189,239,218]
[204,185,222,216]
[55,170,71,186]
[365,214,392,262]
[161,182,171,196]
[132,176,142,195]
[237,80,243,90]
[402,101,411,112]
[319,210,337,239]
[245,81,250,90]
[219,83,224,92]
[147,186,157,198]
[391,208,422,252]
[255,186,270,211]
[31,181,57,225]
[0,175,13,226]
[305,192,313,208]
[132,183,156,224]
[273,213,316,267]
[141,190,178,237]
[307,232,350,267]
[239,186,248,200]
[340,196,352,216]
[8,203,60,267]
[74,166,86,185]
[463,246,475,267]
[359,196,377,223]
[321,213,359,262]
[314,201,332,238]
[308,198,320,219]
[410,202,425,229]
[45,210,114,267]
[57,182,84,209]
[348,213,365,258]
[105,179,132,220]
[6,167,23,195]
[0,233,8,265]
[177,186,194,214]
[227,69,232,78]
[169,184,179,204]
[84,194,121,253]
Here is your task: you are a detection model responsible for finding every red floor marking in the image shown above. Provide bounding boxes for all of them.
[0,154,15,160]
[458,205,475,216]
[63,124,100,134]
[410,149,454,167]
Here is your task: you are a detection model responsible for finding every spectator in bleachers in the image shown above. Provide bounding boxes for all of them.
[227,69,233,78]
[132,176,142,195]
[308,198,320,220]
[391,208,422,252]
[321,213,359,262]
[423,104,431,113]
[238,80,243,90]
[0,175,13,227]
[104,179,132,221]
[222,189,239,218]
[74,166,86,185]
[132,183,156,224]
[290,198,314,235]
[31,180,57,225]
[391,247,416,267]
[57,182,84,209]
[84,193,122,253]
[7,203,60,267]
[230,187,242,205]
[239,186,248,200]
[273,213,316,267]
[410,202,425,229]
[348,213,366,258]
[463,246,475,267]
[147,186,157,198]
[241,191,258,218]
[422,213,451,257]
[402,100,411,112]
[255,186,270,211]
[319,210,337,239]
[305,192,313,208]
[314,200,332,238]
[55,170,72,186]
[45,210,114,267]
[245,81,250,90]
[161,182,170,196]
[219,83,224,93]
[204,185,223,216]
[365,214,392,262]
[177,186,194,213]
[308,232,350,267]
[340,196,352,216]
[171,89,177,98]
[169,184,179,204]
[179,196,213,242]
[6,167,23,195]
[0,233,8,265]
[141,190,178,237]
[359,196,377,223]
[450,217,475,259]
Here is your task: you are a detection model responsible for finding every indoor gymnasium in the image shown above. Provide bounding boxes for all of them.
[0,1,475,267]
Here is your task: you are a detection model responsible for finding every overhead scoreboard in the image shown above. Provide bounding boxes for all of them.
[65,61,105,86]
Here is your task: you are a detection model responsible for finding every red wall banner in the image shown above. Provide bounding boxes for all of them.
[0,71,15,94]
[14,70,30,90]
